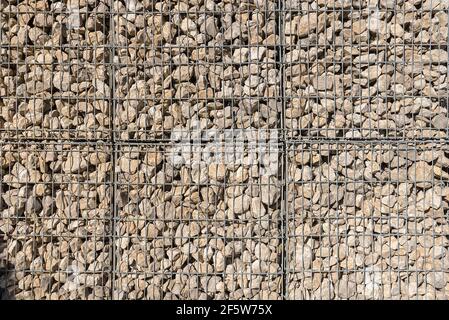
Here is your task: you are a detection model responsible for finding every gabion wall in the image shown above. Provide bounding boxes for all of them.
[0,0,448,300]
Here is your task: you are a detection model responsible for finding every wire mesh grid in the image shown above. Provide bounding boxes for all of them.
[287,141,449,300]
[0,0,448,301]
[112,140,284,299]
[0,0,112,140]
[0,141,113,299]
[282,0,449,140]
[111,0,282,141]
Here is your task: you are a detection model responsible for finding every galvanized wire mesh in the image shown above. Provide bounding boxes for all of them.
[0,0,112,140]
[112,141,283,299]
[283,0,449,140]
[287,141,449,299]
[111,0,281,141]
[0,0,449,300]
[0,141,112,299]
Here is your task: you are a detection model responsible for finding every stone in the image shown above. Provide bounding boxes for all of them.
[368,16,388,35]
[161,22,176,42]
[377,74,391,92]
[339,152,354,167]
[390,23,405,37]
[432,115,449,130]
[427,272,447,289]
[25,196,42,213]
[422,189,442,210]
[251,197,266,218]
[337,275,356,299]
[249,47,266,61]
[119,157,139,174]
[294,244,313,271]
[361,65,382,82]
[6,1,449,300]
[227,194,250,214]
[172,66,192,82]
[316,278,335,300]
[261,184,279,206]
[208,163,226,181]
[297,13,326,37]
[142,224,158,239]
[180,18,196,34]
[12,163,30,181]
[62,154,88,173]
[233,166,249,183]
[245,75,262,88]
[53,72,71,91]
[408,162,433,188]
[254,243,271,261]
[313,75,333,91]
[205,17,218,37]
[224,22,241,40]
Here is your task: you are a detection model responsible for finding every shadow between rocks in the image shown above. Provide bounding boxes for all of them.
[0,234,14,300]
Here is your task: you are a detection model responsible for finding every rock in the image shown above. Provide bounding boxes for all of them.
[362,65,382,81]
[249,47,266,61]
[317,278,335,299]
[421,189,442,210]
[233,166,249,183]
[390,23,404,37]
[25,196,42,213]
[261,184,279,206]
[254,243,271,261]
[205,17,218,37]
[224,22,240,40]
[180,18,196,34]
[432,115,449,130]
[425,49,448,63]
[119,157,139,174]
[408,162,433,188]
[297,13,326,37]
[339,152,354,166]
[227,194,251,214]
[6,0,449,300]
[294,244,312,271]
[141,224,158,239]
[162,22,176,42]
[53,71,72,91]
[427,272,447,289]
[245,75,262,88]
[232,48,249,63]
[368,16,388,35]
[313,74,333,91]
[62,154,88,173]
[213,251,225,272]
[337,275,356,299]
[251,197,266,218]
[172,66,192,82]
[208,163,226,181]
[12,163,30,181]
[377,74,391,92]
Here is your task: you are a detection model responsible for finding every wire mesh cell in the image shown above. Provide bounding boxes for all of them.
[111,0,281,141]
[0,0,112,140]
[282,1,449,140]
[286,141,449,300]
[113,139,283,299]
[0,141,113,299]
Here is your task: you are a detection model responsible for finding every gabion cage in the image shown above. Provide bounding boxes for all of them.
[113,141,283,299]
[1,0,449,300]
[287,141,449,299]
[0,141,112,299]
